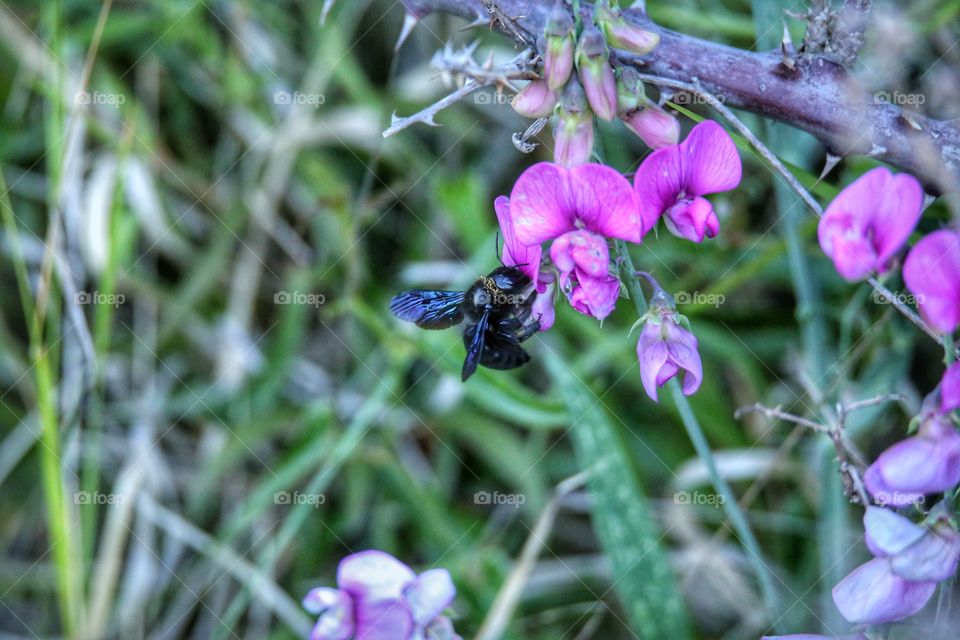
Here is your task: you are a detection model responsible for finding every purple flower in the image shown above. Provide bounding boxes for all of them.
[495,196,554,330]
[940,361,960,414]
[508,162,641,320]
[863,414,960,506]
[636,291,702,402]
[761,635,868,640]
[575,26,617,121]
[831,557,937,625]
[553,81,594,167]
[633,121,742,242]
[864,506,960,583]
[512,80,557,118]
[903,229,960,334]
[303,550,459,640]
[550,229,621,320]
[621,104,680,150]
[543,0,574,91]
[818,167,923,282]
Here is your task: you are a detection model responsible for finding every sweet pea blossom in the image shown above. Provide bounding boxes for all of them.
[495,196,555,331]
[633,121,742,242]
[903,229,960,334]
[303,550,459,640]
[831,557,937,625]
[940,361,960,413]
[831,507,960,626]
[636,286,702,402]
[863,506,960,583]
[863,413,960,506]
[508,162,641,320]
[761,635,868,640]
[818,167,923,281]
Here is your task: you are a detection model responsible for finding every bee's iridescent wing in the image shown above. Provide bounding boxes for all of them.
[460,310,489,381]
[389,289,465,329]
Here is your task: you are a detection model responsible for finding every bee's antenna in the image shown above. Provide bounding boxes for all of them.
[495,231,506,266]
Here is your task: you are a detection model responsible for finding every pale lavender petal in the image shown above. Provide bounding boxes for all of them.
[637,322,670,402]
[495,196,541,286]
[304,588,355,640]
[761,635,868,640]
[510,163,577,244]
[862,506,925,557]
[832,557,937,625]
[404,568,456,627]
[682,121,742,196]
[904,230,960,334]
[864,418,960,499]
[863,464,925,508]
[567,164,642,242]
[941,361,960,414]
[890,527,960,582]
[338,550,416,601]
[664,319,702,395]
[871,171,924,266]
[354,598,414,640]
[424,616,461,640]
[663,197,719,243]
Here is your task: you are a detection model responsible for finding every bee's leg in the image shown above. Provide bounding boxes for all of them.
[495,315,539,342]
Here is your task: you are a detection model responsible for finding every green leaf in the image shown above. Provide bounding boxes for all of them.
[546,350,692,639]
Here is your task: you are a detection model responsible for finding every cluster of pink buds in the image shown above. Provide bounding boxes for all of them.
[512,0,676,166]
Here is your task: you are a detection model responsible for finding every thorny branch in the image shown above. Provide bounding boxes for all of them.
[736,394,907,505]
[397,0,960,193]
[383,44,537,138]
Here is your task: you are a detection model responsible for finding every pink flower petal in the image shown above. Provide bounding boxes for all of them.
[832,558,936,625]
[903,229,960,334]
[510,163,577,245]
[633,145,683,237]
[872,171,924,265]
[664,319,703,396]
[549,230,610,278]
[573,272,620,320]
[817,212,878,281]
[495,196,541,286]
[567,164,642,242]
[663,197,719,243]
[682,121,742,196]
[531,281,556,331]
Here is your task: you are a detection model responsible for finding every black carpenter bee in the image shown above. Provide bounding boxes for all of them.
[390,266,540,381]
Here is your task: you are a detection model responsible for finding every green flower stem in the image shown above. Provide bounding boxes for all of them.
[616,240,783,630]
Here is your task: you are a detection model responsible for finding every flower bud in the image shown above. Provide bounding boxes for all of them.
[544,1,575,90]
[595,1,660,55]
[512,79,557,118]
[616,67,645,114]
[575,26,617,121]
[621,103,680,149]
[553,81,594,167]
